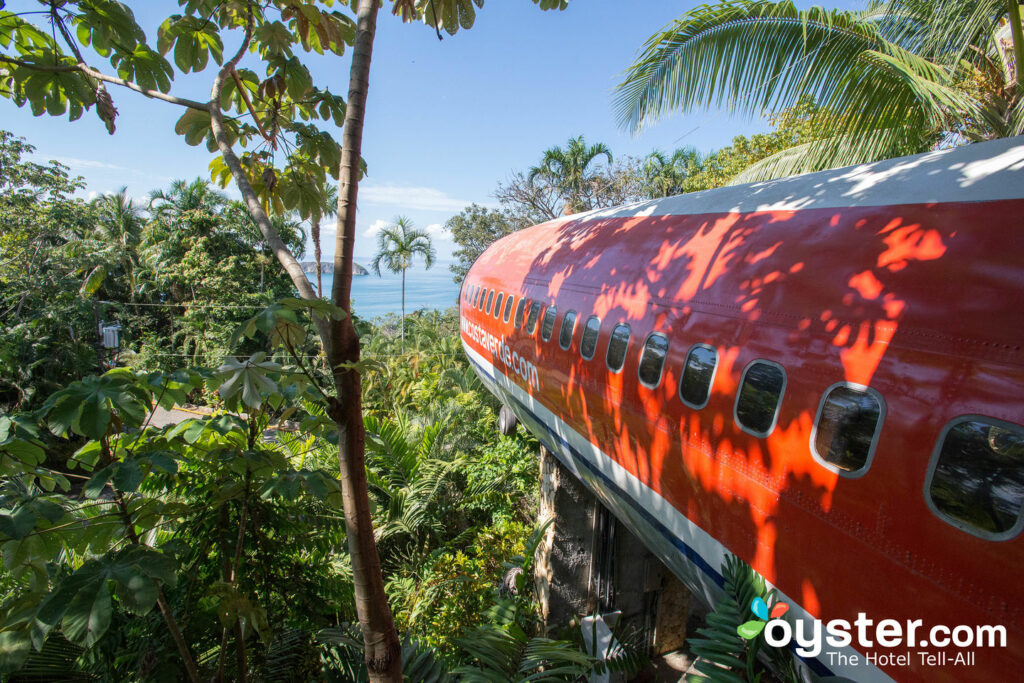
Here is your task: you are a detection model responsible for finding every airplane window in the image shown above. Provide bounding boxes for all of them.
[559,310,578,350]
[580,316,601,360]
[527,302,542,334]
[734,360,786,437]
[485,290,495,315]
[679,344,717,409]
[514,299,527,328]
[503,295,515,323]
[638,333,669,388]
[926,417,1024,539]
[472,286,481,309]
[606,324,631,373]
[494,292,504,318]
[541,305,558,342]
[478,288,487,311]
[812,384,885,476]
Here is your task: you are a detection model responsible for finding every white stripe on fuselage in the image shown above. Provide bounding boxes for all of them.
[463,338,896,683]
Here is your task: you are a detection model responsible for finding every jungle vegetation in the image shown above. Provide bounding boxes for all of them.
[3,0,1018,680]
[0,128,650,680]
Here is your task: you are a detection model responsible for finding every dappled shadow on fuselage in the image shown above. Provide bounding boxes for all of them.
[480,159,1024,680]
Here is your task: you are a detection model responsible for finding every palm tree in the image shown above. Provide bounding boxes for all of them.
[370,216,436,353]
[614,0,1023,183]
[148,178,227,232]
[642,147,703,198]
[311,183,338,297]
[527,135,613,215]
[92,187,145,301]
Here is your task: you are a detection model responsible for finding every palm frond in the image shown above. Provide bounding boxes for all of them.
[728,126,923,183]
[614,1,883,133]
[884,0,1011,63]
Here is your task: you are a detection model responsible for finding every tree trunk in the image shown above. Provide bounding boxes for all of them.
[313,218,323,297]
[329,1,402,681]
[207,4,398,677]
[400,268,405,354]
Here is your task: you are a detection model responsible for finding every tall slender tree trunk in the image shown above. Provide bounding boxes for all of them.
[400,268,405,354]
[312,218,323,297]
[328,1,402,680]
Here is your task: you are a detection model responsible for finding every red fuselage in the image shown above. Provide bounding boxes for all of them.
[461,137,1024,682]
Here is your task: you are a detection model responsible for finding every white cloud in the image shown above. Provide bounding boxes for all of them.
[425,222,452,241]
[51,156,127,171]
[359,183,487,213]
[362,219,390,238]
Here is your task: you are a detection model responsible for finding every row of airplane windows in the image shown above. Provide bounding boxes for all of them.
[464,282,1024,542]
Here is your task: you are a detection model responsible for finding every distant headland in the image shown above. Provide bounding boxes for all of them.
[300,261,368,276]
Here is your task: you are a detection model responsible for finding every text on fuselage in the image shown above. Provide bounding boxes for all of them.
[461,318,540,391]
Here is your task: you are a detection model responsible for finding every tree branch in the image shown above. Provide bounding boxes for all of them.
[0,54,77,72]
[93,68,209,111]
[230,67,275,147]
[206,11,331,348]
[0,55,209,110]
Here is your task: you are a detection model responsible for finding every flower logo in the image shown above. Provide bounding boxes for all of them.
[737,597,789,639]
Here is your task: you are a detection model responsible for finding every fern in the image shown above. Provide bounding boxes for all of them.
[685,554,797,683]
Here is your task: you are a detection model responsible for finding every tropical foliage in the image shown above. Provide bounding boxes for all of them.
[686,554,798,682]
[0,291,588,680]
[0,131,307,414]
[615,0,1024,181]
[2,1,573,672]
[528,135,615,215]
[0,132,98,411]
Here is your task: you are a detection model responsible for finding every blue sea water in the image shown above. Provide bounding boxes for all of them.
[310,260,462,320]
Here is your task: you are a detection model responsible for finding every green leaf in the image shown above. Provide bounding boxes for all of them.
[110,566,158,614]
[78,265,106,296]
[113,44,173,93]
[157,15,223,73]
[62,578,112,647]
[0,439,45,469]
[0,506,37,540]
[83,463,115,499]
[128,547,178,587]
[0,629,32,674]
[112,459,143,492]
[174,108,213,147]
[46,395,81,437]
[71,440,104,469]
[216,354,280,410]
[76,394,112,440]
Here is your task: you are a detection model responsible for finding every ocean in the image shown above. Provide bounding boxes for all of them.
[309,260,462,320]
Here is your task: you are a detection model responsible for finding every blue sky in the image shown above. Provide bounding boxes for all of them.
[6,0,860,262]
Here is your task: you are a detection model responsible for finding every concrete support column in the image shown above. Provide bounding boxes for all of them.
[535,445,599,633]
[534,445,691,653]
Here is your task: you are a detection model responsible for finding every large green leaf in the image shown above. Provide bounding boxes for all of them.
[61,578,111,648]
[40,370,151,438]
[156,14,224,73]
[112,44,174,93]
[216,353,281,410]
